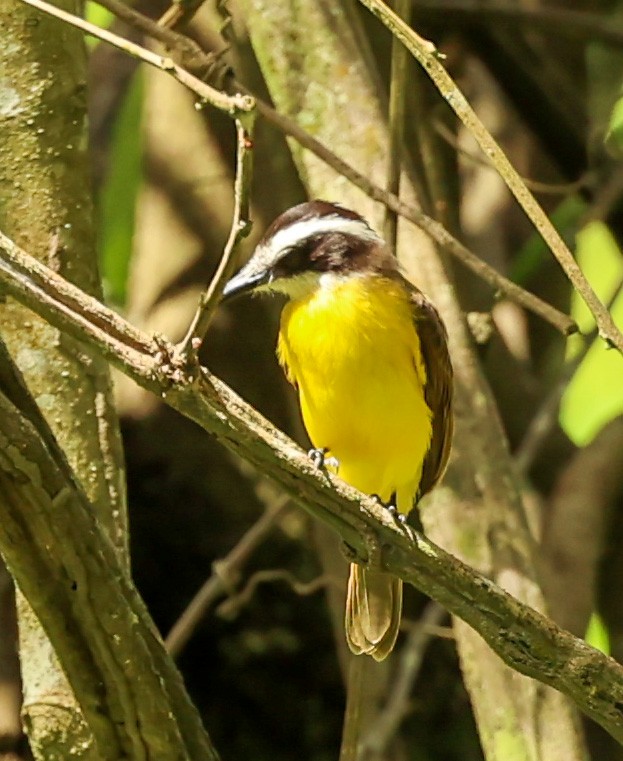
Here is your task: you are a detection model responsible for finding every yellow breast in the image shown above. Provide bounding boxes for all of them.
[277,274,433,513]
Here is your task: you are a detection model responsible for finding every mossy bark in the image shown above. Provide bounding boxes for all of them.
[0,0,126,757]
[236,1,588,758]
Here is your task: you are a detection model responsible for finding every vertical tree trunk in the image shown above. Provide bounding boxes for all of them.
[0,1,126,757]
[236,1,588,758]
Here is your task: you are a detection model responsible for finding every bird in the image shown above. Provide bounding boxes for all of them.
[222,200,453,661]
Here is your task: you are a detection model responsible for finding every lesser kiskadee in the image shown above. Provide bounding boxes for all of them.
[223,200,453,661]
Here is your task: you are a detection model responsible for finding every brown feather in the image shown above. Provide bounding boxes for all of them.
[345,564,402,662]
[408,286,454,500]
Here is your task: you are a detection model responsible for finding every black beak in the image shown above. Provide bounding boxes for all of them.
[221,269,272,302]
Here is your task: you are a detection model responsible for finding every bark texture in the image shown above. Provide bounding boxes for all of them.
[0,0,126,756]
[234,1,587,758]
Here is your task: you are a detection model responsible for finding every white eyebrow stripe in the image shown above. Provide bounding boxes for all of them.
[260,215,383,261]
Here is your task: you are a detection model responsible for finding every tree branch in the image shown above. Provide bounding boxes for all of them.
[383,0,411,247]
[410,0,623,48]
[180,114,255,355]
[19,0,254,117]
[55,0,578,337]
[360,602,447,760]
[165,498,290,658]
[358,0,623,354]
[0,353,218,760]
[1,230,623,743]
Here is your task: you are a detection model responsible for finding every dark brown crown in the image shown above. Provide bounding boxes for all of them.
[259,200,396,279]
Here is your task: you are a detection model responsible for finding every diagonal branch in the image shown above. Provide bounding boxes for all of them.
[358,0,623,354]
[19,0,254,117]
[180,114,255,355]
[383,0,411,247]
[410,0,623,48]
[165,498,290,658]
[1,229,623,743]
[0,345,218,760]
[36,0,578,338]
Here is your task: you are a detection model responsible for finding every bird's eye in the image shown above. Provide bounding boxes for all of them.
[276,239,317,276]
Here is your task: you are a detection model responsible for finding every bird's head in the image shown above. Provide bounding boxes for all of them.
[222,200,393,302]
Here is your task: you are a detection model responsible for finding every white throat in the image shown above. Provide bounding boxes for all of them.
[264,271,322,300]
[266,271,360,301]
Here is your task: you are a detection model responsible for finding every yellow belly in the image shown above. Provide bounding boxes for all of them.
[277,274,432,514]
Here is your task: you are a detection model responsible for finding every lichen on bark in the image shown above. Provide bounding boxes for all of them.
[0,0,127,756]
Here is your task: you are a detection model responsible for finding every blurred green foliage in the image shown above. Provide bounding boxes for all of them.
[585,611,611,655]
[510,196,584,287]
[605,90,623,157]
[85,1,114,47]
[97,72,143,306]
[560,220,623,446]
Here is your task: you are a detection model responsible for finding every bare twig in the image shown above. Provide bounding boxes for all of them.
[358,0,623,354]
[19,0,254,117]
[0,351,218,760]
[515,278,623,473]
[541,418,623,636]
[384,0,411,247]
[97,0,203,54]
[165,499,289,658]
[581,164,623,225]
[339,656,366,761]
[158,0,207,30]
[0,231,157,362]
[217,570,336,619]
[402,617,454,639]
[2,230,623,741]
[96,0,231,87]
[433,119,590,197]
[410,0,623,48]
[252,97,577,336]
[179,116,255,356]
[70,0,577,336]
[360,602,447,760]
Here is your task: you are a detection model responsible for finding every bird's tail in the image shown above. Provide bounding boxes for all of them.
[345,563,402,661]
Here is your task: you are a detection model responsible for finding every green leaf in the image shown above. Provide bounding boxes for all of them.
[560,220,623,446]
[97,72,143,307]
[510,196,584,286]
[85,2,114,49]
[586,612,610,655]
[605,89,623,157]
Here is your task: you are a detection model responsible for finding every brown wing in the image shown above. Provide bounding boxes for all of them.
[409,286,454,500]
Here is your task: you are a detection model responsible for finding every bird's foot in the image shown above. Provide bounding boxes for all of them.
[371,493,407,524]
[308,447,339,471]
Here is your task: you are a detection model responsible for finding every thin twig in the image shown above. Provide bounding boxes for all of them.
[3,230,623,742]
[410,0,623,48]
[252,97,577,336]
[360,602,448,760]
[358,0,623,354]
[217,570,336,619]
[97,0,202,54]
[19,0,254,117]
[580,164,623,225]
[433,119,591,197]
[339,656,366,761]
[158,0,206,29]
[96,0,231,87]
[73,0,577,336]
[0,231,156,358]
[165,498,289,659]
[179,116,255,356]
[384,0,411,247]
[515,279,623,473]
